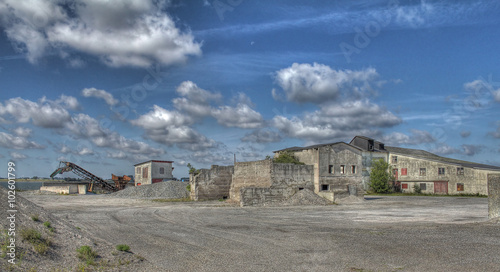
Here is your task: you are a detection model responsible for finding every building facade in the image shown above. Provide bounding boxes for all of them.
[276,136,500,196]
[134,160,174,186]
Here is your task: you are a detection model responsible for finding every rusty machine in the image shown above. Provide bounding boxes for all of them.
[50,161,119,192]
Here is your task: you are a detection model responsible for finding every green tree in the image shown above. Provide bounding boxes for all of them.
[187,163,199,175]
[368,159,393,193]
[273,151,305,165]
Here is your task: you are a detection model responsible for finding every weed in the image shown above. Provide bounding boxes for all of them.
[48,227,55,233]
[0,229,9,258]
[135,254,145,261]
[116,244,130,252]
[20,228,51,255]
[31,214,39,222]
[77,245,98,265]
[43,221,51,228]
[76,227,81,230]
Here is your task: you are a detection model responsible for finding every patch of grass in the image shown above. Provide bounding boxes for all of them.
[43,221,51,228]
[116,244,130,252]
[20,228,51,255]
[151,198,191,202]
[31,214,39,222]
[135,254,145,261]
[0,229,9,258]
[77,245,98,265]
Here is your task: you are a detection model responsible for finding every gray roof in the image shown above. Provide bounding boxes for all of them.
[385,146,500,171]
[273,141,363,153]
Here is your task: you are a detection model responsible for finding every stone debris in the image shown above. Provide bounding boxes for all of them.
[278,189,332,206]
[111,180,190,199]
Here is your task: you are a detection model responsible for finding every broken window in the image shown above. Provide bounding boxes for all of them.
[457,183,464,191]
[351,165,356,174]
[340,165,345,174]
[143,167,148,178]
[457,167,464,175]
[401,168,407,176]
[392,156,398,164]
[136,167,141,174]
[420,183,427,190]
[321,184,329,191]
[328,165,334,174]
[159,167,165,174]
[438,168,445,175]
[419,168,426,176]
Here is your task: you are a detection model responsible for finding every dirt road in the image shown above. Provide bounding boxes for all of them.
[23,194,500,272]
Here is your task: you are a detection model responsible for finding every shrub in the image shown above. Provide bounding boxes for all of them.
[273,151,305,165]
[368,159,393,193]
[20,229,41,244]
[413,184,422,194]
[77,245,98,265]
[186,184,191,192]
[116,244,130,252]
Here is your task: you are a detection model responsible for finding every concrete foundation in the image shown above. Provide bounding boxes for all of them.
[488,174,500,219]
[40,183,87,194]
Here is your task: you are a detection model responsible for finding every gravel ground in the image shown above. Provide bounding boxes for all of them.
[278,189,331,206]
[16,193,500,272]
[110,180,190,199]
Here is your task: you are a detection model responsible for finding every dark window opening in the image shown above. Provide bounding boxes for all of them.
[351,165,356,174]
[321,184,329,191]
[222,196,228,200]
[438,168,445,175]
[420,183,427,190]
[328,165,334,174]
[457,183,464,191]
[457,167,464,175]
[392,156,398,164]
[159,167,165,174]
[419,168,426,176]
[298,187,304,191]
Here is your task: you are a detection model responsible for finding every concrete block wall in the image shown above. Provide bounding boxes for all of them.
[190,165,234,201]
[230,160,273,202]
[488,174,500,219]
[239,163,314,206]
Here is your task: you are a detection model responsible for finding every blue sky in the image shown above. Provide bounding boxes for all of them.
[1,0,500,179]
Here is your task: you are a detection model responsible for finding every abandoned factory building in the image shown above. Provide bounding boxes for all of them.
[189,136,500,206]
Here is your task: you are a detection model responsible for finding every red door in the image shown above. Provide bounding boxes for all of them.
[393,168,398,180]
[434,181,448,194]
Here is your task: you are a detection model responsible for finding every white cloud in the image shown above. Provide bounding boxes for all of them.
[173,81,221,118]
[12,127,32,137]
[66,113,164,156]
[241,129,282,143]
[382,129,436,146]
[78,147,94,156]
[81,88,119,106]
[56,95,81,110]
[9,151,27,160]
[0,97,73,128]
[211,103,263,129]
[131,105,217,150]
[0,132,44,149]
[0,0,202,67]
[431,144,460,155]
[273,63,379,104]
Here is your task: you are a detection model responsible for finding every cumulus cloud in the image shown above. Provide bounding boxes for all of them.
[81,88,118,106]
[9,151,27,160]
[0,132,44,149]
[56,95,81,110]
[431,144,460,155]
[273,100,401,143]
[212,103,263,129]
[273,63,379,104]
[131,105,217,150]
[0,0,202,67]
[383,129,436,146]
[173,81,221,118]
[241,129,282,143]
[0,96,74,128]
[12,127,32,137]
[66,113,164,156]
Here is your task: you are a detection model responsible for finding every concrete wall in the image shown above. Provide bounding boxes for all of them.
[40,184,79,194]
[391,153,498,195]
[190,165,234,201]
[135,161,173,186]
[488,174,500,219]
[239,162,314,206]
[230,160,273,202]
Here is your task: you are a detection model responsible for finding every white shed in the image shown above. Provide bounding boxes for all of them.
[134,160,174,186]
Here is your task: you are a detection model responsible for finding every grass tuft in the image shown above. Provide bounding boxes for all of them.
[77,245,98,265]
[116,244,130,252]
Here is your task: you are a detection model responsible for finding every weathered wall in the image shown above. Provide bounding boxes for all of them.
[230,160,273,202]
[360,151,388,190]
[391,153,498,195]
[488,174,500,219]
[239,163,314,206]
[40,185,78,194]
[134,162,152,186]
[190,165,234,201]
[280,148,319,193]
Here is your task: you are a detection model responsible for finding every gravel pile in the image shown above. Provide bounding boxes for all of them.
[0,186,152,271]
[111,180,190,199]
[278,189,332,206]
